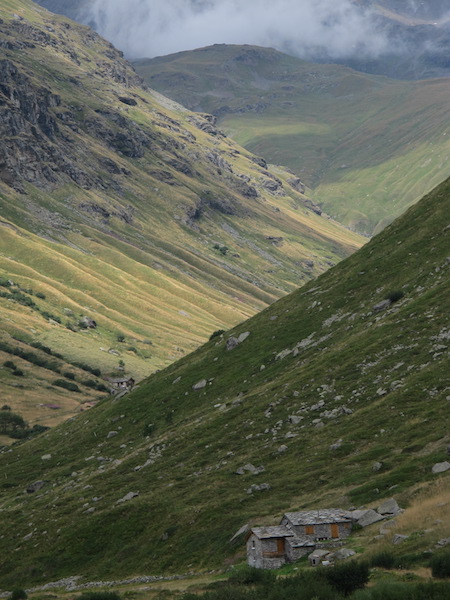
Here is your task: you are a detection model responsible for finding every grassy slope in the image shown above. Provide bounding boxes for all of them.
[0,170,448,587]
[134,44,450,234]
[0,1,363,425]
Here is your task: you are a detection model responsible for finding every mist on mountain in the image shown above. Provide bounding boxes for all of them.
[85,0,392,59]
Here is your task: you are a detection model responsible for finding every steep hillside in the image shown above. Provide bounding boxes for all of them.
[134,44,450,234]
[0,1,362,426]
[0,171,448,587]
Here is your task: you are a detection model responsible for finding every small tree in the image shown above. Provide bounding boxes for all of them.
[322,561,369,596]
[0,411,28,437]
[209,329,225,341]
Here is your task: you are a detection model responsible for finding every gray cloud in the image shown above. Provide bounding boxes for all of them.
[86,0,392,59]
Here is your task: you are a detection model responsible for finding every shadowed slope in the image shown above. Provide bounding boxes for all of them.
[0,170,448,586]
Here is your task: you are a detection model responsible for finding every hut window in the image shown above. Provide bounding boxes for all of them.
[252,539,256,549]
[305,525,314,535]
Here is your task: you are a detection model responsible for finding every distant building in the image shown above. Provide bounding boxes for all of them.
[107,377,135,394]
[247,509,352,569]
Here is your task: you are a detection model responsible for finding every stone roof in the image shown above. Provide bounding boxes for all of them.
[250,526,293,539]
[282,509,352,525]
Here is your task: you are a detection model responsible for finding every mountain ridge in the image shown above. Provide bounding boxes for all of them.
[134,43,450,234]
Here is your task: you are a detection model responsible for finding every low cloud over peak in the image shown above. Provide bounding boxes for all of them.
[86,0,391,60]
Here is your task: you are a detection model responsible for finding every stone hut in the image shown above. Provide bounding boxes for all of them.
[246,526,314,570]
[107,377,135,393]
[281,509,352,541]
[247,508,353,569]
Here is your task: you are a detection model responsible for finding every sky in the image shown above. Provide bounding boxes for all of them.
[85,0,392,59]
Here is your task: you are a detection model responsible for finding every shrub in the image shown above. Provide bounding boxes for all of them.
[63,372,76,380]
[82,379,99,389]
[30,341,53,355]
[228,566,276,586]
[1,405,11,411]
[370,551,397,569]
[10,589,27,600]
[72,362,101,377]
[321,561,369,596]
[430,550,450,578]
[276,572,337,600]
[12,369,24,377]
[117,334,125,342]
[53,379,80,393]
[385,290,404,303]
[3,361,17,370]
[29,424,50,436]
[42,312,61,323]
[35,292,46,299]
[143,423,155,437]
[213,244,229,256]
[209,329,225,341]
[9,290,37,309]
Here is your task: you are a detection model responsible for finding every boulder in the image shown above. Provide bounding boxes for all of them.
[238,331,250,343]
[226,337,239,351]
[107,431,118,438]
[347,509,367,522]
[117,491,139,504]
[192,379,207,390]
[436,538,450,547]
[333,548,356,560]
[380,520,397,535]
[235,463,265,475]
[373,299,391,312]
[26,480,45,494]
[357,509,385,527]
[432,461,450,474]
[377,498,401,516]
[246,483,270,494]
[289,415,303,425]
[329,439,343,451]
[227,332,250,350]
[80,315,97,329]
[393,534,409,544]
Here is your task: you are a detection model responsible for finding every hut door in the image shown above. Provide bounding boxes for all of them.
[277,538,285,555]
[331,524,339,538]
